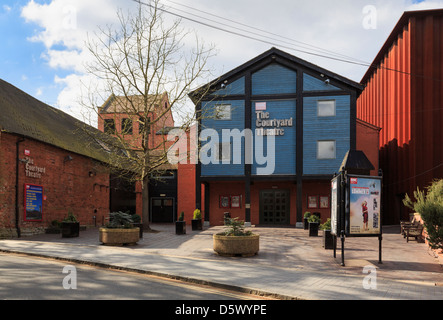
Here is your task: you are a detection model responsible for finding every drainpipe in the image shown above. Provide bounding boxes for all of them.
[15,137,25,238]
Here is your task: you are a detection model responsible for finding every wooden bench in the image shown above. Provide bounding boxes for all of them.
[405,224,424,243]
[401,217,419,237]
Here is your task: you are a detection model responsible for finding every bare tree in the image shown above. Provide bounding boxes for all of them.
[82,0,216,229]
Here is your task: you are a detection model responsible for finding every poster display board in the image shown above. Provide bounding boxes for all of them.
[347,175,382,236]
[24,184,43,221]
[330,175,341,236]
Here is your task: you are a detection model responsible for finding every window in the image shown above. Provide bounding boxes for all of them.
[121,118,133,135]
[139,117,150,134]
[317,140,336,159]
[216,142,231,162]
[214,104,231,120]
[104,119,116,134]
[317,100,336,117]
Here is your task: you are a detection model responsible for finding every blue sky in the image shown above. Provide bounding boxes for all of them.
[0,0,441,125]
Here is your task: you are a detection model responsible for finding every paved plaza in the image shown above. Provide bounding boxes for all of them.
[0,224,442,300]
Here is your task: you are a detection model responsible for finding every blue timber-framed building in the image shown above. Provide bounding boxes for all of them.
[190,47,364,227]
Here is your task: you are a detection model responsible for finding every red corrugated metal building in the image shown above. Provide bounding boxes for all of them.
[357,9,443,224]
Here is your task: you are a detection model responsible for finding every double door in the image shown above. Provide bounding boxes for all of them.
[259,190,290,225]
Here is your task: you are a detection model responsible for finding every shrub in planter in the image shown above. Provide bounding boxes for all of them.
[308,214,320,237]
[99,211,139,246]
[213,217,259,257]
[403,179,443,250]
[303,212,311,230]
[320,218,335,249]
[176,211,186,235]
[46,220,61,234]
[61,211,80,238]
[131,213,143,238]
[192,209,202,231]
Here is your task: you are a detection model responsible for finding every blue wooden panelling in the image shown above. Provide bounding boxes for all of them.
[303,95,350,175]
[200,100,245,176]
[252,100,296,175]
[252,63,297,95]
[303,73,342,92]
[213,77,245,96]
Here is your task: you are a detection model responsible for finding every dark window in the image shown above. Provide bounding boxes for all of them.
[121,118,133,135]
[104,119,116,134]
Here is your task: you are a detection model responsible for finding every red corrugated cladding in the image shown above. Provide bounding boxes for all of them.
[357,10,443,224]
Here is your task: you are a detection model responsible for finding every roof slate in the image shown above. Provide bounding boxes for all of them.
[0,79,112,163]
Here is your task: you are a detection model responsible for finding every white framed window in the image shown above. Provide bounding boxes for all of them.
[216,142,231,162]
[214,104,231,120]
[317,100,336,117]
[317,140,336,159]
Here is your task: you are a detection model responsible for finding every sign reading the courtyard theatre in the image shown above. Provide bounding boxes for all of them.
[255,102,293,136]
[24,184,43,221]
[24,157,46,179]
[348,176,382,235]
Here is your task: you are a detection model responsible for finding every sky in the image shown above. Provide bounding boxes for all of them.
[1,0,442,126]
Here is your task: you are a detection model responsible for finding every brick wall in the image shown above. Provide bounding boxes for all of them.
[0,132,110,238]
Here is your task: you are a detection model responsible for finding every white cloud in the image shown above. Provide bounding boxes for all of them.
[21,0,443,124]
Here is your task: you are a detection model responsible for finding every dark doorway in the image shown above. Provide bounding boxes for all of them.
[151,197,174,223]
[259,190,290,225]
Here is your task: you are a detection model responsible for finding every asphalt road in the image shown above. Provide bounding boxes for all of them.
[0,253,263,300]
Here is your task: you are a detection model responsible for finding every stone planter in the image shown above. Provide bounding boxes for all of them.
[99,227,139,246]
[213,234,259,257]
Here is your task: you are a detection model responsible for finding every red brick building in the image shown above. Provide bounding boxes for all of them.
[357,9,443,224]
[0,79,112,238]
[97,93,180,224]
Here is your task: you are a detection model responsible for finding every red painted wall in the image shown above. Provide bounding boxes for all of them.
[205,180,332,227]
[0,132,110,237]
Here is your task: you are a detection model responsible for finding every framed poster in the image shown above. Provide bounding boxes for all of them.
[307,195,318,209]
[319,196,330,209]
[24,184,43,221]
[219,195,230,208]
[231,195,241,208]
[347,175,382,236]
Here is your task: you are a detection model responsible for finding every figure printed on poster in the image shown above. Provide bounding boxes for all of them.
[349,177,381,235]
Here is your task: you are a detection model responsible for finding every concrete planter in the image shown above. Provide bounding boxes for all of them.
[99,227,139,246]
[213,234,259,257]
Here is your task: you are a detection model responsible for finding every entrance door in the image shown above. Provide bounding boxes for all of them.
[151,198,174,223]
[259,190,290,225]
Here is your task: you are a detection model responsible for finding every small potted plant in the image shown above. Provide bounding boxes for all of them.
[213,217,259,257]
[303,212,311,230]
[131,213,143,238]
[46,220,61,234]
[176,211,186,235]
[61,210,80,238]
[308,214,321,237]
[191,209,203,231]
[99,211,139,246]
[320,218,334,249]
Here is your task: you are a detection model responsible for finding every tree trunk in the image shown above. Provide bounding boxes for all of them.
[142,175,151,231]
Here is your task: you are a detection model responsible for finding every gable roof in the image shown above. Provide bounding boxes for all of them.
[361,9,443,84]
[190,47,363,101]
[0,79,113,163]
[99,92,169,114]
